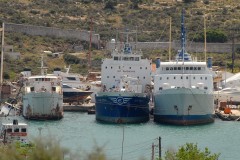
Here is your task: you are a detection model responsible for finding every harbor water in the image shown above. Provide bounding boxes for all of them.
[1,112,239,160]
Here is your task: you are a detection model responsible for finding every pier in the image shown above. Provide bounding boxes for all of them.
[63,103,95,112]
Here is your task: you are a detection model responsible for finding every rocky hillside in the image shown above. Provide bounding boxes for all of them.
[0,0,240,79]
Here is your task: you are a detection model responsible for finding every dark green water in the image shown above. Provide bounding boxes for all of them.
[1,112,239,160]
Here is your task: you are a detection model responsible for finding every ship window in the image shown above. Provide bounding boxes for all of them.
[130,57,134,61]
[143,77,145,79]
[205,77,207,80]
[7,128,12,133]
[30,87,34,92]
[114,57,118,60]
[186,67,189,70]
[119,66,121,69]
[21,128,27,132]
[204,87,208,90]
[193,77,195,79]
[167,77,169,80]
[129,67,131,69]
[181,76,183,79]
[166,67,169,70]
[107,76,109,78]
[160,77,162,80]
[145,67,147,69]
[140,67,142,69]
[113,76,115,78]
[198,67,201,70]
[170,67,173,70]
[135,57,139,61]
[14,128,19,132]
[52,87,56,91]
[137,76,139,79]
[111,66,113,69]
[66,77,76,80]
[200,77,203,80]
[194,67,197,70]
[174,77,176,79]
[190,67,193,70]
[186,76,188,79]
[178,67,181,70]
[174,67,177,70]
[159,87,162,90]
[105,66,107,69]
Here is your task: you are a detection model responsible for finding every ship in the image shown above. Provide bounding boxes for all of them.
[95,30,152,123]
[22,56,63,120]
[53,68,93,104]
[0,119,29,145]
[153,10,215,125]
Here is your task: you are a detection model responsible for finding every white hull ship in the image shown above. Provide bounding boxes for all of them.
[22,56,63,120]
[95,30,152,123]
[153,10,214,125]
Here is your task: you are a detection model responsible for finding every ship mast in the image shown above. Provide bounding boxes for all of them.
[88,17,93,70]
[168,17,172,61]
[181,9,186,62]
[204,14,207,62]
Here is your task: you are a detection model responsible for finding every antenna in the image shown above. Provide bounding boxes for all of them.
[0,22,4,100]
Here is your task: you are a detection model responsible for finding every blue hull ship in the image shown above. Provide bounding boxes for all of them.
[95,29,152,124]
[95,92,150,123]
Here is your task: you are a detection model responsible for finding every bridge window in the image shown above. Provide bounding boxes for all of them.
[66,77,76,81]
[166,67,169,70]
[21,128,27,132]
[14,128,19,132]
[190,67,193,70]
[135,57,139,61]
[186,67,189,70]
[178,67,181,70]
[194,67,197,70]
[198,67,201,70]
[174,67,177,70]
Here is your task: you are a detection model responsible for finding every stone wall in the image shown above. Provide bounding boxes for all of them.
[4,23,100,48]
[106,41,240,53]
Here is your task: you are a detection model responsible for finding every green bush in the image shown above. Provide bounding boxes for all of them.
[162,143,220,160]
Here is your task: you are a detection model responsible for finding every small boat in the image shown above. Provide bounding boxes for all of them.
[53,68,94,104]
[95,30,152,124]
[0,102,20,117]
[62,84,93,105]
[0,119,29,145]
[153,10,214,125]
[22,55,63,120]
